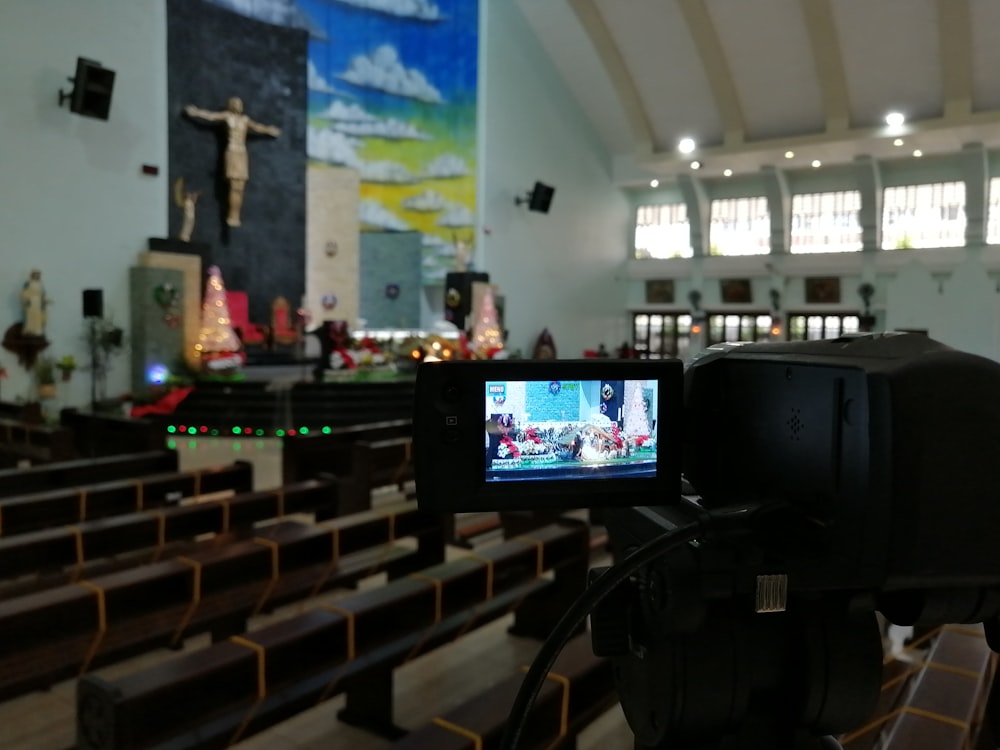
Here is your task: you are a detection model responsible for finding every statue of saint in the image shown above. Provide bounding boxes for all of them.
[183,97,281,227]
[174,177,201,242]
[20,269,47,338]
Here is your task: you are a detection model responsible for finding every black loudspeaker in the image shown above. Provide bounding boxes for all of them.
[444,271,489,331]
[515,182,555,214]
[83,289,104,319]
[59,58,115,120]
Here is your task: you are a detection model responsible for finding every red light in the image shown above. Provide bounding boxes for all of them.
[288,429,297,435]
[178,425,186,432]
[200,426,208,433]
[243,427,252,434]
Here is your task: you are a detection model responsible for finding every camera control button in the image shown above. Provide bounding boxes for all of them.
[445,416,459,426]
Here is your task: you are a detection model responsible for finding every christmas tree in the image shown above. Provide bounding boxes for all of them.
[195,266,243,373]
[623,380,650,437]
[470,285,504,357]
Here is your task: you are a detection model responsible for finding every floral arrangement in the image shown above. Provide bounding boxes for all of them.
[329,337,388,370]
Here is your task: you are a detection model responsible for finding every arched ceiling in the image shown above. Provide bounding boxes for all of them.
[517,0,1000,185]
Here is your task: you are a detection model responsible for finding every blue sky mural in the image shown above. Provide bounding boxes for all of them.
[204,0,479,284]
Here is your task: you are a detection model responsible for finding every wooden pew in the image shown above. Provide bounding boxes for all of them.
[0,417,77,465]
[281,418,412,485]
[75,521,589,750]
[840,624,997,749]
[338,437,414,516]
[0,461,253,538]
[59,408,164,457]
[389,634,617,750]
[0,450,178,498]
[0,477,339,583]
[0,502,444,702]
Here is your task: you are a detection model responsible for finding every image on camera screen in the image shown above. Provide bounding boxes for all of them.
[484,378,658,482]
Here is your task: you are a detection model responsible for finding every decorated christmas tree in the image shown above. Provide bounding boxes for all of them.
[470,285,504,358]
[195,266,243,374]
[623,380,650,437]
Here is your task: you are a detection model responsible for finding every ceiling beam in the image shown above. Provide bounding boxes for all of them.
[800,0,851,134]
[568,0,655,154]
[936,0,973,119]
[676,0,746,148]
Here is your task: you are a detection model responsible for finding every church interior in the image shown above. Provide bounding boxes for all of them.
[1,0,1000,748]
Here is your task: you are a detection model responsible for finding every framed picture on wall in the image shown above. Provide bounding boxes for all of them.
[720,278,752,304]
[645,280,675,304]
[805,277,841,304]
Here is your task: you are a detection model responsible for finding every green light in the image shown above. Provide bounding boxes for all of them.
[255,429,264,436]
[167,426,177,434]
[210,429,219,436]
[167,439,177,449]
[299,426,310,435]
[322,426,332,435]
[188,427,197,435]
[232,426,241,435]
[275,429,285,437]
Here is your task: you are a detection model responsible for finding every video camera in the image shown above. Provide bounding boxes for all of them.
[414,333,1000,749]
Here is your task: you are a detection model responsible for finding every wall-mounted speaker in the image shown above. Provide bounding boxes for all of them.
[83,289,104,319]
[59,58,115,121]
[515,182,555,214]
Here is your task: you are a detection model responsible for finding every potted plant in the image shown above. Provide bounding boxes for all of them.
[35,357,56,399]
[56,355,77,382]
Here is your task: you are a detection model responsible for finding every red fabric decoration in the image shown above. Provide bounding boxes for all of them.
[131,386,194,418]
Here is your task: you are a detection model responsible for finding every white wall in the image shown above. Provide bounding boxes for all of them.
[477,0,631,358]
[0,0,168,407]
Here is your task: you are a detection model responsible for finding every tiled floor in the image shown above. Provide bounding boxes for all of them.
[0,438,634,750]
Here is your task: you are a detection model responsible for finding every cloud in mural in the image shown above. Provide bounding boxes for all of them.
[325,0,444,21]
[359,200,411,231]
[307,125,363,168]
[205,0,327,39]
[361,160,417,184]
[436,204,476,228]
[316,100,377,122]
[308,61,340,94]
[423,153,471,179]
[333,117,431,141]
[339,45,443,104]
[421,233,447,247]
[402,190,448,213]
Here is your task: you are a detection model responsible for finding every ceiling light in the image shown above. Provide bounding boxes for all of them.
[811,159,822,168]
[893,138,904,147]
[723,168,733,177]
[678,137,696,154]
[885,112,905,127]
[913,149,923,158]
[690,160,702,170]
[650,179,659,188]
[784,151,794,159]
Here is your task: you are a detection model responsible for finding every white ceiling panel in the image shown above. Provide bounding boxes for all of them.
[595,0,725,150]
[833,0,943,127]
[518,0,636,154]
[706,0,826,141]
[969,0,1000,112]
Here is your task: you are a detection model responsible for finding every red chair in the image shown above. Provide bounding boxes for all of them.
[226,291,269,347]
[271,296,300,346]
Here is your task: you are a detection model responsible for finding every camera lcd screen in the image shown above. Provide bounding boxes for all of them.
[484,378,658,483]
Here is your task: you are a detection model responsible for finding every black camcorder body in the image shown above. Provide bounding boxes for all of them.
[413,333,1000,748]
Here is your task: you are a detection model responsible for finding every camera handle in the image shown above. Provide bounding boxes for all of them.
[592,568,883,750]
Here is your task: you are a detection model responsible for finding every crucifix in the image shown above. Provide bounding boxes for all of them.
[184,96,281,227]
